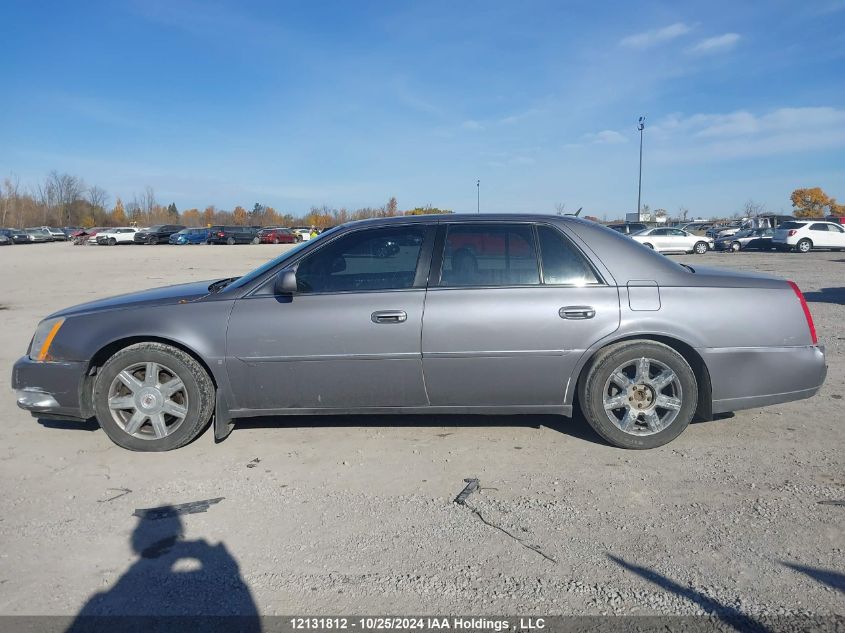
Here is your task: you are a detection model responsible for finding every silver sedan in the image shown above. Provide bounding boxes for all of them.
[13,214,826,451]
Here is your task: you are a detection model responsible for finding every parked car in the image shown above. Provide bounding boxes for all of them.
[96,228,139,246]
[259,228,300,244]
[714,228,774,252]
[606,222,648,235]
[0,233,10,246]
[0,228,29,244]
[169,228,211,245]
[207,225,260,245]
[70,227,105,245]
[630,227,713,254]
[680,222,713,236]
[133,224,185,245]
[291,227,314,241]
[24,228,52,243]
[773,220,845,253]
[706,223,742,239]
[12,214,826,452]
[63,227,83,238]
[41,226,68,241]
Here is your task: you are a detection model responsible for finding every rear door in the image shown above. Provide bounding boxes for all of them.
[421,222,619,407]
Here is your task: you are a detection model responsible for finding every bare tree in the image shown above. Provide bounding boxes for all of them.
[554,202,566,216]
[86,185,109,212]
[678,206,689,222]
[2,175,20,227]
[742,199,765,217]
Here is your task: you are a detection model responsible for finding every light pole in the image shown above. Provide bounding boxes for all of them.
[476,179,480,214]
[637,116,645,222]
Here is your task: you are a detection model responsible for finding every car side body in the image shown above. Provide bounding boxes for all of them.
[12,214,826,451]
[773,220,845,252]
[714,228,774,252]
[207,226,260,245]
[169,228,211,245]
[96,227,139,245]
[259,228,300,244]
[629,227,713,254]
[133,225,186,245]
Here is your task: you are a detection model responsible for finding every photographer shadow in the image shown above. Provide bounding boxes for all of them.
[67,508,260,633]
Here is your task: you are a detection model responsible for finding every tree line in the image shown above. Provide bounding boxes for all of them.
[2,172,842,230]
[0,172,452,230]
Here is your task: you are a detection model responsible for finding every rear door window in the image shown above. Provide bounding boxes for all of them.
[439,224,540,287]
[536,226,601,285]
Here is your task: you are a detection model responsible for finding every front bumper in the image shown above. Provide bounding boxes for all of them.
[11,356,90,420]
[703,345,827,414]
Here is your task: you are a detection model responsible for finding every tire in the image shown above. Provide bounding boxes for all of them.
[92,342,215,451]
[796,239,812,253]
[148,236,158,245]
[251,236,260,244]
[579,340,698,449]
[730,241,741,252]
[272,238,279,244]
[693,241,709,254]
[108,238,117,246]
[226,237,235,245]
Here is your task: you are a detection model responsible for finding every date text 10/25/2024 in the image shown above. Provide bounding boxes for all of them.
[289,618,546,631]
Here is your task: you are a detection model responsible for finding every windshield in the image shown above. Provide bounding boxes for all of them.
[222,226,341,291]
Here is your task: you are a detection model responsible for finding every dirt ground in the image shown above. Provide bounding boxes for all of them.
[0,241,842,620]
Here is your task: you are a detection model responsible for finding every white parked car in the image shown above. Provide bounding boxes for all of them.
[773,220,845,253]
[96,227,139,245]
[630,227,713,254]
[291,228,313,241]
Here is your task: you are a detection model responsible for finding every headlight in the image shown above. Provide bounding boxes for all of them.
[29,317,65,361]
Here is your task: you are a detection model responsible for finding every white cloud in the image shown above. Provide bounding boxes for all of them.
[649,106,845,162]
[572,130,629,146]
[461,119,483,130]
[619,22,692,49]
[687,33,740,54]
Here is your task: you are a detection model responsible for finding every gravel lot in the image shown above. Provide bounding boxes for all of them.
[0,242,842,621]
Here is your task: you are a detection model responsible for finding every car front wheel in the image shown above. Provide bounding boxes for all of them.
[92,342,215,451]
[730,241,741,252]
[693,241,709,254]
[579,340,698,449]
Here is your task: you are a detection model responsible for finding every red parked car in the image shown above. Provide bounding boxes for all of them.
[259,228,301,244]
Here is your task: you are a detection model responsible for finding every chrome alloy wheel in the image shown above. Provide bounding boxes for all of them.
[602,357,683,436]
[107,361,189,440]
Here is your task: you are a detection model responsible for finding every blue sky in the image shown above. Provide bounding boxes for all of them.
[2,0,844,218]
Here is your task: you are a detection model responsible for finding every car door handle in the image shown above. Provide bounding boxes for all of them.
[371,310,408,324]
[559,306,596,320]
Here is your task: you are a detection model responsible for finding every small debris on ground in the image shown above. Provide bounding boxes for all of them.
[133,497,224,520]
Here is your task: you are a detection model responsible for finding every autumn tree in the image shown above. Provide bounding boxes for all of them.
[111,198,126,225]
[181,208,200,226]
[232,206,248,225]
[202,206,215,226]
[405,206,453,215]
[791,187,843,217]
[385,197,399,216]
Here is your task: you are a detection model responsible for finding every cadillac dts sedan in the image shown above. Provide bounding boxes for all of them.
[12,214,826,451]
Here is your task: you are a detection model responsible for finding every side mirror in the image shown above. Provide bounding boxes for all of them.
[274,270,298,294]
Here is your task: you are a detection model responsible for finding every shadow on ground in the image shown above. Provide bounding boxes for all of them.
[234,411,609,446]
[803,287,845,305]
[608,554,769,632]
[66,507,260,632]
[38,417,100,432]
[782,562,845,594]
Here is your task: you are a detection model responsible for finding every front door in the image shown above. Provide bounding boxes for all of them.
[421,223,620,408]
[226,224,434,411]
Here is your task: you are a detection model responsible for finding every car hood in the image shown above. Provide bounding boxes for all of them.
[47,280,218,318]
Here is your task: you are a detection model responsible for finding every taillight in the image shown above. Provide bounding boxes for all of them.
[788,229,798,237]
[788,281,817,345]
[217,231,225,237]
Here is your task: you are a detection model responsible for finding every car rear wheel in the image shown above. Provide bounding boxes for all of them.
[147,236,158,245]
[251,236,260,244]
[92,343,215,451]
[796,239,812,253]
[579,340,698,449]
[730,241,741,252]
[693,241,709,254]
[226,237,235,245]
